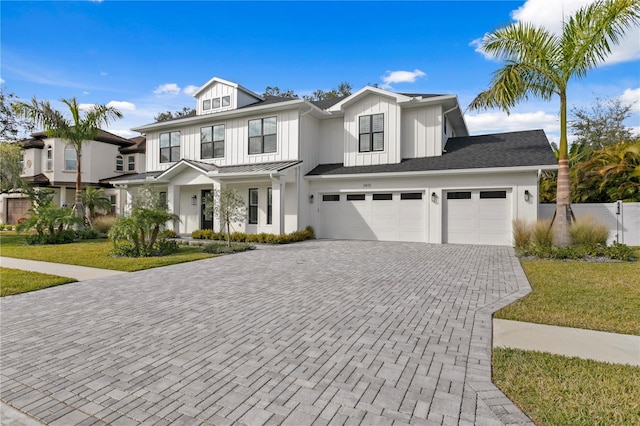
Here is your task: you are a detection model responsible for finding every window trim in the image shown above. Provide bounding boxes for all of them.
[248,116,277,155]
[248,188,259,225]
[358,113,384,153]
[160,131,180,163]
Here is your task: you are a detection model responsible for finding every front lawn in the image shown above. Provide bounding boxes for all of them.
[493,348,640,426]
[1,267,77,296]
[0,233,214,272]
[495,259,640,335]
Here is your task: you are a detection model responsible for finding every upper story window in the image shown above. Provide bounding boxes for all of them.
[202,96,231,112]
[116,155,124,172]
[201,125,225,159]
[128,156,135,171]
[160,131,180,163]
[248,117,277,155]
[222,95,230,107]
[64,145,77,171]
[359,113,384,152]
[46,146,52,171]
[203,99,211,111]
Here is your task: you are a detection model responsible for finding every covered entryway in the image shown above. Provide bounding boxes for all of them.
[5,198,32,224]
[317,191,426,242]
[444,189,512,245]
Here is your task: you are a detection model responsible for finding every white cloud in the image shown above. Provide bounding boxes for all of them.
[465,110,560,135]
[153,83,181,96]
[380,69,426,89]
[83,91,90,95]
[619,87,640,108]
[100,71,108,76]
[474,0,640,65]
[107,100,136,112]
[0,78,5,84]
[183,85,199,96]
[108,128,138,139]
[78,103,97,111]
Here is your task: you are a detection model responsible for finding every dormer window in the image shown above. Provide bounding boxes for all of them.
[212,98,221,109]
[359,113,384,152]
[116,155,124,171]
[203,99,211,110]
[202,96,232,113]
[222,95,230,107]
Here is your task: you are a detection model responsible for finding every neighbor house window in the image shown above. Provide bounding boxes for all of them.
[248,117,277,154]
[46,146,52,171]
[203,99,211,110]
[110,195,117,214]
[359,113,384,152]
[64,145,77,171]
[201,125,225,159]
[267,187,272,225]
[248,188,258,224]
[222,95,231,107]
[159,191,167,208]
[116,155,124,171]
[160,131,180,163]
[128,156,135,171]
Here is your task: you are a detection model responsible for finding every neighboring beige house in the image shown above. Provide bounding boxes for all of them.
[109,77,558,246]
[0,131,145,224]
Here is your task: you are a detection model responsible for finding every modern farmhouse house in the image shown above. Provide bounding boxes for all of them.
[110,77,557,245]
[0,131,145,224]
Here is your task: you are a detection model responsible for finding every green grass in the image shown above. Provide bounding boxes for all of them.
[0,232,214,272]
[493,348,640,426]
[495,260,640,335]
[1,267,76,296]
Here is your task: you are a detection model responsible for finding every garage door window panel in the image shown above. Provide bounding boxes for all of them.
[373,193,393,201]
[401,193,423,200]
[480,191,507,199]
[346,194,365,201]
[447,191,471,200]
[322,194,340,201]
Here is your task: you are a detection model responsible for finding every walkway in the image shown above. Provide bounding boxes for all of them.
[0,257,126,281]
[1,241,533,425]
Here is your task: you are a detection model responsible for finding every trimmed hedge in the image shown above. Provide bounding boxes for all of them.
[517,242,636,261]
[192,226,315,244]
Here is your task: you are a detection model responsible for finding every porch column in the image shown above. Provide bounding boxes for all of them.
[271,176,285,234]
[59,186,67,207]
[167,185,181,233]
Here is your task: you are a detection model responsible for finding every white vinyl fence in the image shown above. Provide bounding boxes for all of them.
[539,202,640,246]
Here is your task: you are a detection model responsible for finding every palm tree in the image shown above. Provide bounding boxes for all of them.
[82,186,113,226]
[469,0,640,245]
[14,97,122,227]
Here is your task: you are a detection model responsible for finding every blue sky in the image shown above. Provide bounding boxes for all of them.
[2,0,639,143]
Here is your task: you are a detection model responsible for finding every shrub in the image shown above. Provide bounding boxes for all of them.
[512,219,531,249]
[76,228,99,240]
[159,229,178,239]
[604,243,636,260]
[202,242,255,254]
[92,215,116,235]
[570,214,609,246]
[190,226,315,244]
[26,229,76,245]
[154,238,179,256]
[531,219,554,247]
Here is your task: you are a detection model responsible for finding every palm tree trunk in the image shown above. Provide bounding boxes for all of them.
[75,147,85,229]
[555,91,572,247]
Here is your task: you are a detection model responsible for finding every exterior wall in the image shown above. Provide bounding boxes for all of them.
[21,148,41,177]
[343,94,401,167]
[318,117,343,164]
[401,105,443,158]
[307,170,538,244]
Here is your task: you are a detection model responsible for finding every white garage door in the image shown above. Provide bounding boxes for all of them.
[318,192,425,242]
[444,189,512,245]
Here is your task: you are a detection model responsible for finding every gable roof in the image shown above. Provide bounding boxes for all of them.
[192,76,263,100]
[119,136,146,154]
[20,129,134,149]
[307,130,557,176]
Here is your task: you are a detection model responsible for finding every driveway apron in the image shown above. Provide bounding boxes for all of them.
[1,241,533,425]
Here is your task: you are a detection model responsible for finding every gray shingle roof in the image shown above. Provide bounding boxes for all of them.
[307,130,557,176]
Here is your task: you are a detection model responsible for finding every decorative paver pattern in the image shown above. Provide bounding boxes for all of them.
[1,241,533,425]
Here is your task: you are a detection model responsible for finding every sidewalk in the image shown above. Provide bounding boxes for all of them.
[0,257,126,281]
[493,318,640,366]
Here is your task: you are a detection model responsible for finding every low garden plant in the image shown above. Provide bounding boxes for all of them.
[202,241,255,254]
[192,226,315,244]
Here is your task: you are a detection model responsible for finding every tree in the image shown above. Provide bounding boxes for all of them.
[263,87,298,98]
[208,188,246,247]
[468,0,640,246]
[0,88,34,141]
[154,106,195,122]
[0,142,24,193]
[303,82,352,101]
[13,97,122,226]
[82,186,112,226]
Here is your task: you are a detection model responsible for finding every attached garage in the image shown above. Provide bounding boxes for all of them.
[317,191,426,242]
[444,189,512,245]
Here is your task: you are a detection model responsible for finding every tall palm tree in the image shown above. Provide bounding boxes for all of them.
[14,97,122,226]
[469,0,640,246]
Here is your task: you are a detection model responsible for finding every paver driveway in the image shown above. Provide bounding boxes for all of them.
[1,241,533,425]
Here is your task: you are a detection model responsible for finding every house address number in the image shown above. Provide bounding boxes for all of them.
[363,183,371,188]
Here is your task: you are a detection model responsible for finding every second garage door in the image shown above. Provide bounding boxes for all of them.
[444,189,512,245]
[318,192,426,242]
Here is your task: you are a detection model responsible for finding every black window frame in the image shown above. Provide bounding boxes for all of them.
[447,191,472,200]
[160,131,180,163]
[267,187,273,225]
[346,194,366,201]
[480,190,507,199]
[372,193,393,201]
[322,194,340,202]
[248,188,259,224]
[201,124,225,159]
[400,192,423,200]
[359,113,384,152]
[248,117,277,155]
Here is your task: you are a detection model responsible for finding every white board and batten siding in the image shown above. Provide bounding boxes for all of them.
[401,104,444,159]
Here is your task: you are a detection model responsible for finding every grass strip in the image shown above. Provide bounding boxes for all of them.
[495,260,640,335]
[1,267,76,296]
[0,233,214,272]
[493,348,640,426]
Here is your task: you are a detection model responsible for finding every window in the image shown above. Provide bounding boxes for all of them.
[203,99,211,110]
[401,192,423,200]
[110,195,117,215]
[116,155,124,171]
[213,98,221,109]
[248,188,258,224]
[160,131,180,163]
[64,145,77,171]
[480,191,507,199]
[373,193,393,201]
[248,117,277,154]
[128,156,135,171]
[46,146,52,171]
[159,192,167,208]
[359,113,384,152]
[444,117,447,135]
[322,194,340,201]
[222,95,231,107]
[447,192,471,200]
[19,152,24,172]
[267,187,272,225]
[346,194,365,201]
[201,125,225,159]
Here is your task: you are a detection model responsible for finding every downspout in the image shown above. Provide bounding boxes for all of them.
[297,107,313,232]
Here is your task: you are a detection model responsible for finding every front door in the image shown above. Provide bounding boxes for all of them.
[201,189,214,230]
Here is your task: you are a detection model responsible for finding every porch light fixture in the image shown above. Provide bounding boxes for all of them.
[191,195,197,205]
[431,192,438,203]
[308,194,314,203]
[524,190,531,202]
